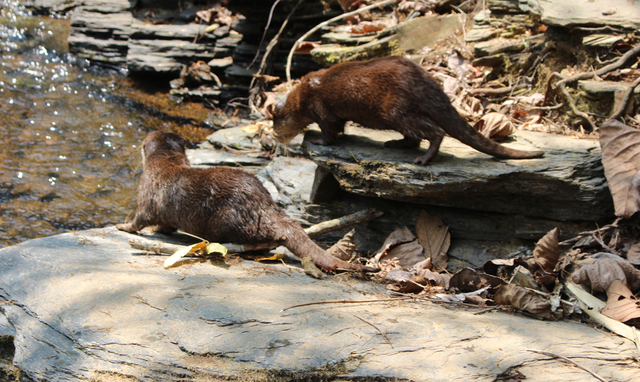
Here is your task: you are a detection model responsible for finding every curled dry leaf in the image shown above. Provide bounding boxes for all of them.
[571,256,640,293]
[473,112,516,141]
[533,227,560,273]
[415,211,449,271]
[294,42,320,55]
[494,284,554,319]
[602,280,640,325]
[327,229,356,261]
[370,227,425,269]
[625,242,640,265]
[599,119,640,219]
[483,257,529,275]
[414,268,450,288]
[389,275,428,294]
[349,22,384,35]
[450,268,506,292]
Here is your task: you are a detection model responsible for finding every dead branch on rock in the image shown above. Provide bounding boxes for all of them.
[281,296,413,312]
[469,83,528,97]
[355,315,393,348]
[305,208,384,238]
[558,219,621,246]
[610,76,640,120]
[127,209,383,255]
[286,0,400,87]
[526,349,608,382]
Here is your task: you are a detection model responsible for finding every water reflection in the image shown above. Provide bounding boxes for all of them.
[0,1,211,246]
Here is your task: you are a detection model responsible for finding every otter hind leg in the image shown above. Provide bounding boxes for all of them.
[414,135,443,165]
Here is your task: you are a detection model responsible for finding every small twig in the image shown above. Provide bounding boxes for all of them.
[526,349,609,382]
[610,76,640,120]
[247,0,283,69]
[286,0,400,87]
[469,83,528,97]
[558,219,621,246]
[305,208,384,238]
[591,233,619,256]
[354,315,393,348]
[560,83,597,131]
[280,297,413,312]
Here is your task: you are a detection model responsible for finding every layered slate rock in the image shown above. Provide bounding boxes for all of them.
[0,228,637,380]
[303,126,613,221]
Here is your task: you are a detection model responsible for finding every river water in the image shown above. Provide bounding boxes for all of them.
[0,1,213,246]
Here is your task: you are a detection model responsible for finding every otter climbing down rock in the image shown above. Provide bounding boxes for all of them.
[268,57,544,164]
[117,131,370,272]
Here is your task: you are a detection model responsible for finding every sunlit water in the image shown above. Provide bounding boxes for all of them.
[0,1,211,246]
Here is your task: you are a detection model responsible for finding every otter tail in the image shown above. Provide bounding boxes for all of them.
[280,223,376,272]
[443,111,544,159]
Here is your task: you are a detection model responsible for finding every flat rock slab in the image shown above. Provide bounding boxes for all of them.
[303,127,613,221]
[525,0,640,29]
[0,228,637,381]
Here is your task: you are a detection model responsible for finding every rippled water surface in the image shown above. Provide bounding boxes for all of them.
[0,1,212,246]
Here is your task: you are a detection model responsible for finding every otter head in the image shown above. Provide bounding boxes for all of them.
[141,131,188,166]
[266,95,307,144]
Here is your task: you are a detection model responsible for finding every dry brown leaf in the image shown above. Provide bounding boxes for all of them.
[294,42,320,55]
[371,227,424,268]
[415,211,449,271]
[350,22,384,35]
[626,242,640,265]
[327,229,356,261]
[602,280,640,325]
[571,255,640,293]
[533,227,560,273]
[414,268,450,288]
[599,119,640,219]
[473,112,516,141]
[483,257,529,275]
[494,284,554,319]
[449,268,483,292]
[390,275,428,293]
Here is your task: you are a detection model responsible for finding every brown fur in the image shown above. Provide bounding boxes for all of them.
[117,131,370,272]
[268,57,544,164]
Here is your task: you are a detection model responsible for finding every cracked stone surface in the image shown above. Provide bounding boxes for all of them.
[0,228,637,381]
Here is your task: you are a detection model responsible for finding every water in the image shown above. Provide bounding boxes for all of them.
[0,1,213,246]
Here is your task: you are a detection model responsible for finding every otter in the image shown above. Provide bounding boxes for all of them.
[117,131,370,272]
[268,57,544,164]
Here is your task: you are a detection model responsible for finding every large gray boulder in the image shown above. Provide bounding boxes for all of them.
[0,228,637,381]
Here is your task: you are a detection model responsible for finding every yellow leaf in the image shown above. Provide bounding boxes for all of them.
[164,241,207,269]
[241,124,262,134]
[255,253,286,262]
[206,243,228,256]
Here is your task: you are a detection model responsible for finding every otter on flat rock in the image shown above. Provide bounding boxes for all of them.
[268,57,544,164]
[117,131,370,272]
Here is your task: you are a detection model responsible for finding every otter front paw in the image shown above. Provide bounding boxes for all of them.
[116,222,137,233]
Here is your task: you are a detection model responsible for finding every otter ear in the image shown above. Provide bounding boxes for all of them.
[165,132,187,151]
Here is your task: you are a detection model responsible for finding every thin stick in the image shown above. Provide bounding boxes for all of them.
[248,0,304,97]
[558,219,621,246]
[305,208,384,238]
[469,83,528,97]
[247,0,283,69]
[560,83,597,131]
[354,315,393,348]
[281,297,413,312]
[526,349,609,382]
[610,76,640,120]
[285,0,400,87]
[557,42,640,87]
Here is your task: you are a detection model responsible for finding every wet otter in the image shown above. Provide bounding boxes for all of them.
[117,131,369,272]
[268,57,544,164]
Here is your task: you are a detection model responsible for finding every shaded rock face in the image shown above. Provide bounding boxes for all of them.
[302,126,614,222]
[0,228,638,381]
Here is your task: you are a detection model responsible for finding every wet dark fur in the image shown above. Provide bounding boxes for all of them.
[117,131,369,271]
[268,57,544,164]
